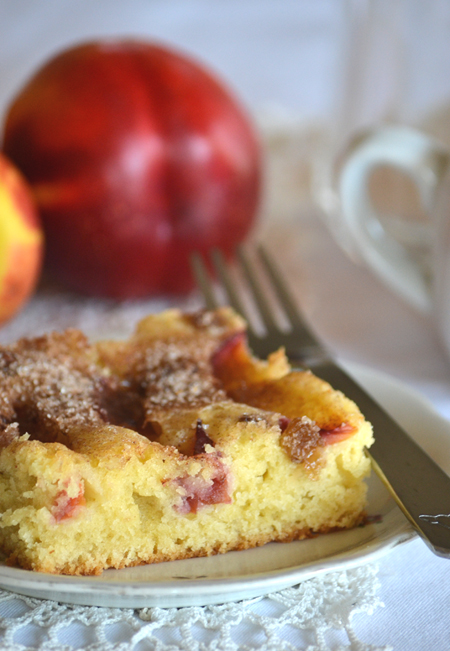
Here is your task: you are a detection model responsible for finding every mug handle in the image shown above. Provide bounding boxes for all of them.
[339,125,449,313]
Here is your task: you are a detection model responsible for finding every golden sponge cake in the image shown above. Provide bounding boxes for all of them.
[0,308,373,575]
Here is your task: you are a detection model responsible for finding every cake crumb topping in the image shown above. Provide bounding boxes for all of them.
[0,310,238,448]
[133,340,227,419]
[0,330,110,443]
[280,416,324,465]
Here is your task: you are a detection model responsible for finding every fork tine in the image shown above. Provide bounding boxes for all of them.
[210,249,252,325]
[237,246,278,332]
[190,252,219,310]
[257,245,306,330]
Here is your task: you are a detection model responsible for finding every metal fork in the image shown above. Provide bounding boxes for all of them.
[191,245,450,558]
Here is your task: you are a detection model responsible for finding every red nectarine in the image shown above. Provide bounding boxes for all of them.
[3,40,261,298]
[0,153,43,324]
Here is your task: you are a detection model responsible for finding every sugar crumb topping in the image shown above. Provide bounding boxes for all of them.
[0,311,240,450]
[280,416,324,465]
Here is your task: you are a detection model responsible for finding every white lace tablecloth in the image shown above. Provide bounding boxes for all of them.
[0,565,385,651]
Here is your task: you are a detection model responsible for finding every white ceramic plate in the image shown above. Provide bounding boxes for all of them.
[0,363,448,608]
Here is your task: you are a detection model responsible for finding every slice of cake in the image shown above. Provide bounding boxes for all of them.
[0,308,373,575]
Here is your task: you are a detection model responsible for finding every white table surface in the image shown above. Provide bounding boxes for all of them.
[1,2,450,649]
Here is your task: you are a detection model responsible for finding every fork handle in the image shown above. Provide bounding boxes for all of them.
[312,361,450,558]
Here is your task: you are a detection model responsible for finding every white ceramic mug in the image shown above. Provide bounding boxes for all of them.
[338,124,450,353]
[313,0,450,354]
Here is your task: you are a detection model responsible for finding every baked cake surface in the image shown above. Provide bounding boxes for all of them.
[0,308,373,575]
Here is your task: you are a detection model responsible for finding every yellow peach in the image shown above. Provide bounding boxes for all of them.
[0,153,43,325]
